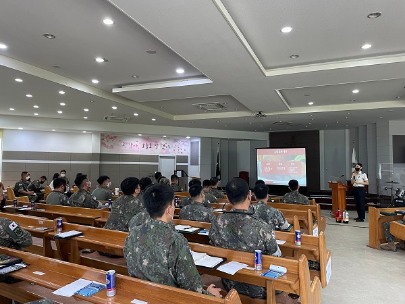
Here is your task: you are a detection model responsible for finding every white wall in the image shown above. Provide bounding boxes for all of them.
[3,130,93,153]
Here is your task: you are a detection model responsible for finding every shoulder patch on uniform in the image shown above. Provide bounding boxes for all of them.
[93,196,97,200]
[9,221,18,231]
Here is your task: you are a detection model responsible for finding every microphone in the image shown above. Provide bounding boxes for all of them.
[339,174,344,178]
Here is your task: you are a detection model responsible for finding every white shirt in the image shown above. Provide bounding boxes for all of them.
[352,171,368,187]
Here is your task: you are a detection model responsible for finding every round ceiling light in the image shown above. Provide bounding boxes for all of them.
[91,79,99,84]
[57,110,63,114]
[43,33,56,39]
[0,43,8,49]
[60,103,66,106]
[361,43,372,49]
[103,18,114,25]
[152,118,156,121]
[15,78,23,82]
[33,105,39,108]
[308,101,314,105]
[112,106,117,110]
[59,90,65,94]
[9,108,14,111]
[281,26,293,33]
[290,55,299,59]
[176,68,185,74]
[95,57,108,63]
[134,113,139,116]
[367,12,381,19]
[352,89,359,94]
[26,94,33,97]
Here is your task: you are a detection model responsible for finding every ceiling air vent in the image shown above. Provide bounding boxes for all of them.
[103,115,130,122]
[272,121,300,126]
[193,102,226,111]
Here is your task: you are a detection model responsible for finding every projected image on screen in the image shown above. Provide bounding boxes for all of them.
[257,148,307,186]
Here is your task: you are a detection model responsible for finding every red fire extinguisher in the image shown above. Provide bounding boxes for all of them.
[336,208,342,223]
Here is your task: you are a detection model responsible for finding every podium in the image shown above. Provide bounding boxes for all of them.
[329,182,347,217]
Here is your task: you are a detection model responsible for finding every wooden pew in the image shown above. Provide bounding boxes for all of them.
[95,210,110,227]
[0,246,242,304]
[368,207,405,249]
[0,212,54,257]
[6,187,29,202]
[390,220,405,240]
[4,201,107,226]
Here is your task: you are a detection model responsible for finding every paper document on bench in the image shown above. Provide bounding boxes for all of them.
[326,256,332,285]
[217,261,248,275]
[54,230,83,239]
[191,251,224,268]
[53,278,92,297]
[276,240,286,245]
[175,225,199,233]
[198,229,209,236]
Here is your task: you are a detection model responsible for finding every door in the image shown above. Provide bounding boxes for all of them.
[159,156,176,179]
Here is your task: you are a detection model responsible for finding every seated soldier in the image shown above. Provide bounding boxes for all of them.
[92,175,114,201]
[139,177,153,194]
[154,171,162,184]
[14,171,37,201]
[210,178,280,299]
[67,174,102,209]
[209,177,224,198]
[179,185,216,223]
[0,216,32,250]
[159,176,171,186]
[124,184,222,298]
[283,179,309,205]
[27,175,47,201]
[250,184,290,231]
[381,215,405,251]
[104,177,144,232]
[202,179,218,203]
[170,174,183,192]
[46,178,68,206]
[180,179,211,208]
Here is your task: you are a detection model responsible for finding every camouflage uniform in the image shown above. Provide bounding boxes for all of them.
[384,220,405,242]
[210,209,280,299]
[13,179,37,201]
[124,217,211,295]
[0,217,32,250]
[67,189,101,209]
[203,190,218,203]
[92,186,114,201]
[249,201,290,231]
[46,190,68,206]
[180,196,211,209]
[27,180,45,201]
[209,187,224,199]
[283,191,309,205]
[171,184,183,192]
[179,201,216,223]
[104,195,144,232]
[128,210,151,231]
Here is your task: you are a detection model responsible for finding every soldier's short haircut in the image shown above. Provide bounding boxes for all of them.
[74,174,88,188]
[189,179,201,187]
[21,171,28,178]
[144,184,174,218]
[40,176,47,180]
[60,169,66,173]
[171,174,178,182]
[254,184,269,200]
[203,179,211,188]
[139,177,152,191]
[53,178,67,189]
[154,171,162,180]
[226,178,249,205]
[76,173,83,178]
[288,179,299,191]
[210,177,219,186]
[121,177,140,195]
[189,185,203,198]
[97,175,110,185]
[255,179,265,185]
[52,173,60,180]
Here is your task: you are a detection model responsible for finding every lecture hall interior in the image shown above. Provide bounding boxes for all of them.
[0,1,404,304]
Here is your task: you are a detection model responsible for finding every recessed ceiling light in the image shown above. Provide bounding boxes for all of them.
[95,57,108,63]
[138,134,142,136]
[134,113,139,116]
[290,55,299,59]
[152,118,156,121]
[281,26,293,33]
[33,105,39,108]
[18,127,23,130]
[163,135,167,138]
[361,44,372,50]
[367,12,381,19]
[43,33,56,39]
[103,18,114,25]
[26,94,33,97]
[352,89,359,94]
[388,110,394,112]
[34,113,39,116]
[83,131,87,133]
[59,90,65,94]
[112,106,117,110]
[380,116,383,118]
[60,103,66,106]
[83,117,88,119]
[57,111,63,114]
[0,43,7,49]
[146,50,156,54]
[91,79,99,84]
[308,123,312,125]
[15,78,23,82]
[84,108,89,112]
[132,75,139,78]
[9,108,14,111]
[52,129,55,131]
[186,136,190,139]
[52,65,61,69]
[308,101,314,105]
[176,68,185,74]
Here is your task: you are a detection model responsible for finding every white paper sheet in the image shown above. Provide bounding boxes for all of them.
[276,240,286,245]
[175,225,191,230]
[313,226,319,237]
[326,257,332,285]
[131,299,148,304]
[217,261,248,275]
[53,278,92,297]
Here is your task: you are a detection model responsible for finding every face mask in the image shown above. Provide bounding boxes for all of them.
[107,182,111,188]
[26,176,30,181]
[355,167,360,171]
[60,174,66,177]
[40,180,45,184]
[87,181,92,187]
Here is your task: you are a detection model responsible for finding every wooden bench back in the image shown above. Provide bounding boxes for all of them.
[6,188,29,202]
[390,221,405,240]
[173,219,211,230]
[0,212,53,228]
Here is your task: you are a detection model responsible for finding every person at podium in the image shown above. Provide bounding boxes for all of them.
[351,163,369,222]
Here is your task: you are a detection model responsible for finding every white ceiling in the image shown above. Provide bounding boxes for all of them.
[0,0,405,137]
